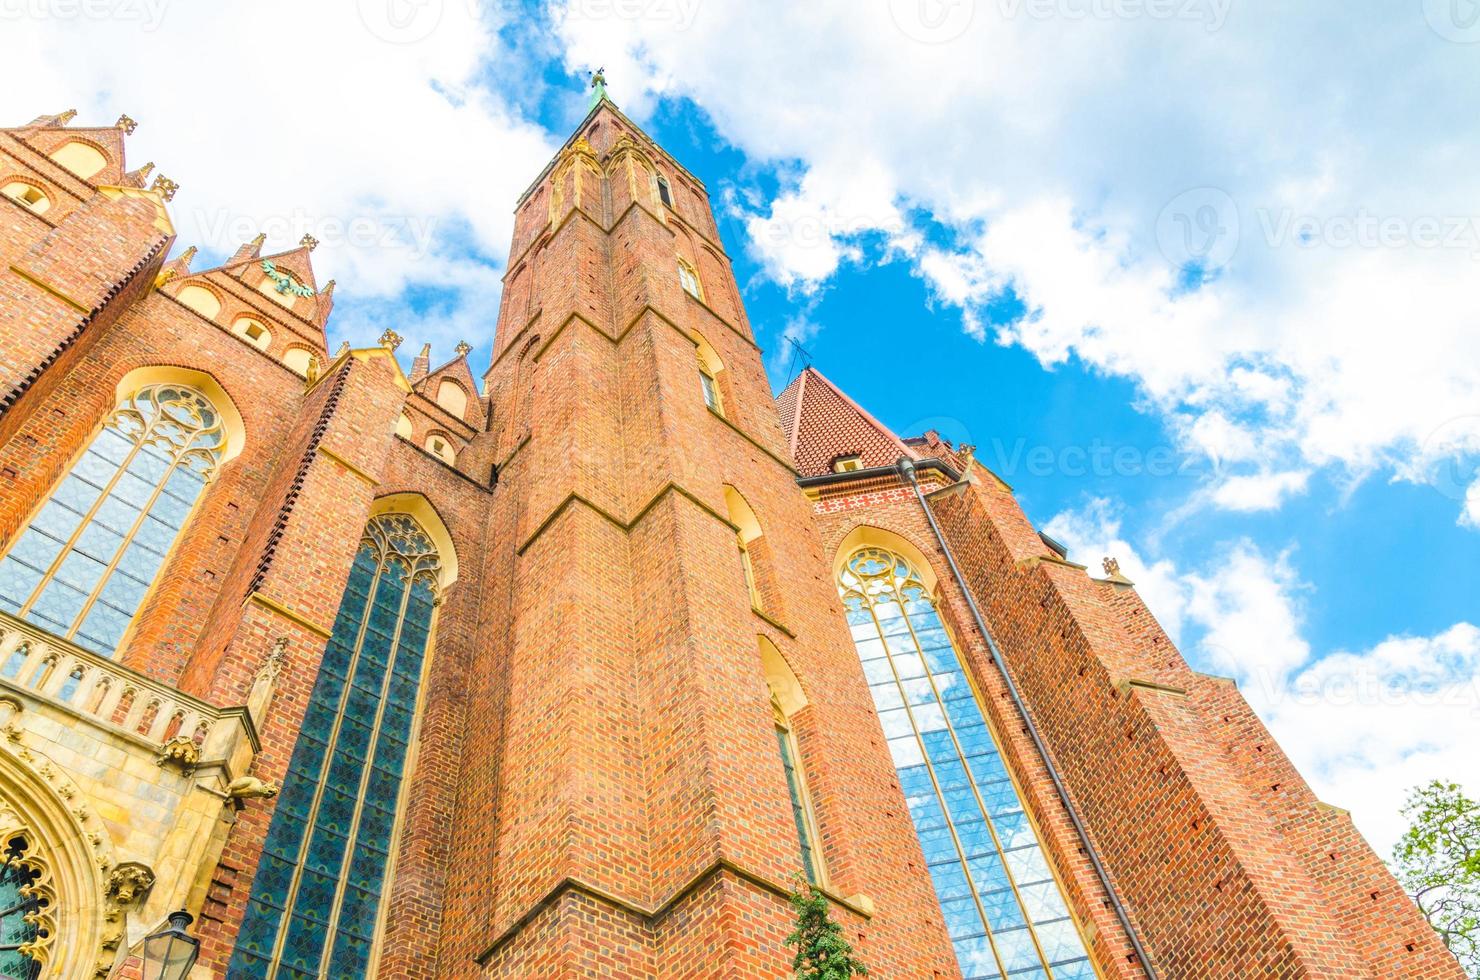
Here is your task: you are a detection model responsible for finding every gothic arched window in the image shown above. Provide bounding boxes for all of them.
[0,836,44,980]
[0,383,227,657]
[230,513,442,979]
[837,546,1096,980]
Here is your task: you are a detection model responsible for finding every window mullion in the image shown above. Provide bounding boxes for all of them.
[264,553,383,980]
[316,569,416,976]
[866,598,1010,980]
[896,593,1057,976]
[15,412,152,618]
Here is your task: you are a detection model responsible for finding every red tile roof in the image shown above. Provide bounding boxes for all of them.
[775,367,922,477]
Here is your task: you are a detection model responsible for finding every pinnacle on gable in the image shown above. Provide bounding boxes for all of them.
[454,341,472,358]
[300,234,319,252]
[124,161,155,187]
[116,114,137,134]
[379,329,404,351]
[409,343,432,384]
[55,109,77,126]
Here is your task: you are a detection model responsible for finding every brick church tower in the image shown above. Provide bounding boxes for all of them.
[0,93,1462,979]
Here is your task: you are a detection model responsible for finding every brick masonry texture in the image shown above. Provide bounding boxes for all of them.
[0,105,1463,980]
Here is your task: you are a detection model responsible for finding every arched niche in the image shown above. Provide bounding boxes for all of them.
[758,635,808,717]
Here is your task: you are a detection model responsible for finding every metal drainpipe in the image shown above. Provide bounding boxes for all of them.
[897,456,1158,980]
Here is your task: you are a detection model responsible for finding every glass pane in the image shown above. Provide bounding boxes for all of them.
[837,546,1094,979]
[228,514,440,977]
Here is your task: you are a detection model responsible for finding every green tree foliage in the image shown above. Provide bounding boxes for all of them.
[1393,780,1480,976]
[786,880,869,979]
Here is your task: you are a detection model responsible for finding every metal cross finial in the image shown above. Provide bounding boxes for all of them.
[299,234,319,252]
[149,174,179,201]
[116,114,137,134]
[1102,557,1121,578]
[454,341,472,357]
[379,329,403,351]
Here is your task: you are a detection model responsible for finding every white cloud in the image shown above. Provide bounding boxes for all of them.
[1045,499,1479,855]
[551,0,1480,523]
[1210,470,1310,512]
[0,1,560,362]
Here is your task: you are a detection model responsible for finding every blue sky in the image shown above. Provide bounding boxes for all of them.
[4,0,1477,853]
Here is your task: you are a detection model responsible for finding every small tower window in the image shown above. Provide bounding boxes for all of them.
[2,181,50,215]
[656,174,673,208]
[232,316,272,350]
[832,454,864,473]
[677,258,702,301]
[700,369,721,413]
[426,435,456,464]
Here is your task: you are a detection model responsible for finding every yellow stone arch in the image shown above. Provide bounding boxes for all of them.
[832,524,941,596]
[0,698,132,979]
[368,492,459,590]
[113,365,246,464]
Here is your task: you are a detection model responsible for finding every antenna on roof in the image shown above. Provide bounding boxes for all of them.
[784,335,813,388]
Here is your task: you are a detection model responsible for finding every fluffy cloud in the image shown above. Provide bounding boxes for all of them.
[1045,499,1480,855]
[0,1,559,360]
[552,0,1480,522]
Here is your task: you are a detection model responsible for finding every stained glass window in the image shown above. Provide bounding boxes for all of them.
[0,837,42,980]
[773,698,822,884]
[229,514,441,979]
[838,546,1097,980]
[0,383,226,657]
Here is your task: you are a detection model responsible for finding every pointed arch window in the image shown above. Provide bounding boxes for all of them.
[772,695,823,884]
[231,513,442,979]
[0,383,227,657]
[0,836,43,980]
[677,258,703,301]
[838,546,1096,980]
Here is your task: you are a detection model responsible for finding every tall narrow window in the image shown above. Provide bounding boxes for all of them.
[838,546,1095,980]
[692,333,725,417]
[773,696,823,884]
[0,383,227,657]
[677,258,702,300]
[656,174,673,208]
[230,514,441,979]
